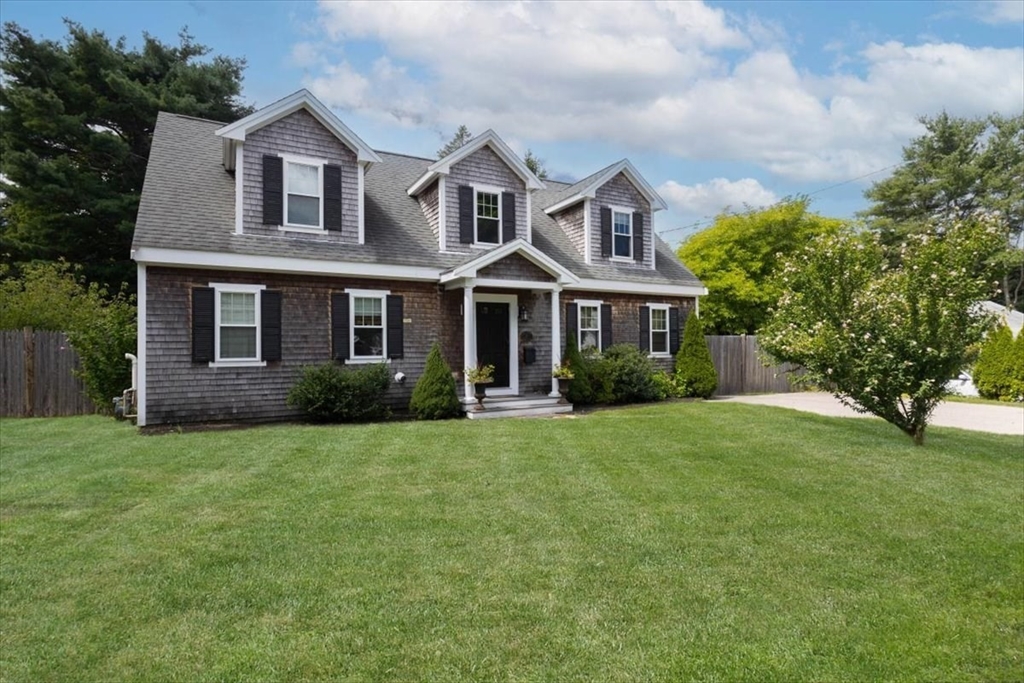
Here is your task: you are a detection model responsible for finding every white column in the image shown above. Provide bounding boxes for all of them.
[550,286,562,397]
[463,283,475,401]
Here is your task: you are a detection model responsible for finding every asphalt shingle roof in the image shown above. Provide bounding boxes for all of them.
[134,112,702,288]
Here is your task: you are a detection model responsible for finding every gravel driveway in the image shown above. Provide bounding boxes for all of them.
[719,392,1024,437]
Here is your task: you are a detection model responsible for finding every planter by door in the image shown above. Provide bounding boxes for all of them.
[475,302,510,389]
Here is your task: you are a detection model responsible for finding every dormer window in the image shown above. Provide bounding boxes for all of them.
[284,156,324,229]
[613,210,632,259]
[476,189,501,244]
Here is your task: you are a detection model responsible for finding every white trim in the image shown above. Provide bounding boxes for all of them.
[407,129,546,196]
[650,212,656,270]
[647,303,671,357]
[473,184,503,246]
[216,89,382,164]
[209,283,266,365]
[583,198,592,265]
[463,285,475,400]
[575,299,603,352]
[278,225,327,235]
[526,191,533,243]
[550,287,562,397]
[358,163,366,244]
[132,248,442,282]
[280,154,326,231]
[348,290,389,362]
[572,279,708,297]
[695,296,700,318]
[473,292,519,396]
[439,237,579,284]
[136,264,147,427]
[234,144,244,235]
[542,159,668,215]
[471,278,561,290]
[610,205,633,260]
[437,176,447,252]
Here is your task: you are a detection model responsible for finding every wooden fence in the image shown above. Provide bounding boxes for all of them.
[706,335,801,395]
[0,329,96,417]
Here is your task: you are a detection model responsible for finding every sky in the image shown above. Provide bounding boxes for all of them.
[3,0,1023,245]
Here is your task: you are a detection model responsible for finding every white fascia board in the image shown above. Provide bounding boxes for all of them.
[571,278,708,297]
[234,143,244,235]
[543,195,586,216]
[132,247,441,282]
[408,170,438,196]
[215,89,382,164]
[428,130,546,191]
[579,159,668,212]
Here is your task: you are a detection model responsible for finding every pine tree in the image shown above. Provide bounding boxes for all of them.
[675,314,718,399]
[563,333,594,405]
[524,149,548,179]
[974,324,1014,400]
[409,342,462,419]
[436,125,472,158]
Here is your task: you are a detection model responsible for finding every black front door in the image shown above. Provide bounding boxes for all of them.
[476,302,510,388]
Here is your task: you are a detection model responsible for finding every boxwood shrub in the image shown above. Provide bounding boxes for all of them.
[287,361,391,422]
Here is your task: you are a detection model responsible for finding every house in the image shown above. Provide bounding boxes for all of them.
[130,90,706,425]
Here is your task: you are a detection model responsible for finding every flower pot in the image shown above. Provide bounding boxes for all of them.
[473,382,488,408]
[556,377,572,401]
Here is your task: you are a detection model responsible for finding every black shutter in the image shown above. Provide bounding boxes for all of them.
[324,164,342,231]
[600,207,612,257]
[639,305,650,353]
[633,211,644,262]
[192,287,215,363]
[458,185,474,244]
[331,293,350,361]
[600,303,612,350]
[565,302,578,348]
[669,307,680,355]
[502,192,516,243]
[263,155,283,225]
[386,295,404,359]
[261,290,282,362]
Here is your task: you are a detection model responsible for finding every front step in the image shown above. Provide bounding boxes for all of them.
[464,395,573,419]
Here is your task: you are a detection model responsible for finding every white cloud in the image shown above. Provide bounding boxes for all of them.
[304,0,1024,183]
[658,178,778,217]
[974,0,1024,24]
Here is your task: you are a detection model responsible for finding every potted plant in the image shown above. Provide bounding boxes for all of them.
[552,363,575,401]
[465,364,495,407]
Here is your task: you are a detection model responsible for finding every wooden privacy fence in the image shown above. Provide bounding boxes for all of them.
[706,335,801,395]
[0,329,96,417]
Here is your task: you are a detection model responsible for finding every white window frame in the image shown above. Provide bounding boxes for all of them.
[576,299,603,352]
[473,184,504,247]
[281,153,326,233]
[210,283,266,368]
[345,288,390,364]
[610,205,633,261]
[648,303,671,357]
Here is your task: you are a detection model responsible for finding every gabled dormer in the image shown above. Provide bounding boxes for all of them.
[407,130,546,253]
[216,90,381,244]
[544,160,667,270]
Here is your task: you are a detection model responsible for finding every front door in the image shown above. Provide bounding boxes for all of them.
[476,302,510,388]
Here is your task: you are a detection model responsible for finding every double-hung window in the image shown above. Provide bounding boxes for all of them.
[350,291,386,360]
[475,188,501,244]
[578,302,602,351]
[649,304,669,355]
[213,284,265,364]
[613,210,632,259]
[284,156,323,229]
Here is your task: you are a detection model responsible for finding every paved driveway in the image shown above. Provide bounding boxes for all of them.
[719,392,1024,437]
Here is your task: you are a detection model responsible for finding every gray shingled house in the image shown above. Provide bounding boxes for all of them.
[131,90,706,425]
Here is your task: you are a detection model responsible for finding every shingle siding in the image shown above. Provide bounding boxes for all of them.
[554,201,587,259]
[445,146,527,252]
[478,253,554,281]
[145,267,445,425]
[590,173,653,268]
[418,179,440,242]
[242,109,360,243]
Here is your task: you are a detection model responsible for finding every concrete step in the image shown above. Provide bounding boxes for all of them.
[466,403,573,419]
[472,395,565,410]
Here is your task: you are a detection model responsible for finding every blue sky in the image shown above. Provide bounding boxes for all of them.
[4,0,1023,244]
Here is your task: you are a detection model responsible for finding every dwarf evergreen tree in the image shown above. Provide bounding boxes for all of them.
[409,342,462,419]
[563,333,594,405]
[675,314,718,399]
[974,324,1015,400]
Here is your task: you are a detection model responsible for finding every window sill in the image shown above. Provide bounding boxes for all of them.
[471,242,500,249]
[648,352,672,359]
[208,360,268,368]
[346,357,392,365]
[609,256,636,264]
[279,225,326,234]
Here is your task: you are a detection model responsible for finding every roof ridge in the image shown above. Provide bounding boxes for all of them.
[375,149,436,163]
[160,111,229,125]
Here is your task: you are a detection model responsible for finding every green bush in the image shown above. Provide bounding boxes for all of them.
[676,314,718,399]
[650,371,686,400]
[409,343,462,419]
[1,261,136,413]
[287,362,391,422]
[974,324,1015,401]
[602,344,660,404]
[1012,332,1024,402]
[564,334,595,405]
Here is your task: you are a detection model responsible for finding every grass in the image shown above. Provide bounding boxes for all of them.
[945,394,1024,408]
[1,403,1022,682]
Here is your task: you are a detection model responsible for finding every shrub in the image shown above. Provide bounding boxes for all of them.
[601,344,660,404]
[409,343,462,419]
[1012,331,1024,402]
[650,371,685,400]
[564,334,595,405]
[974,324,1014,400]
[676,314,718,399]
[287,362,391,422]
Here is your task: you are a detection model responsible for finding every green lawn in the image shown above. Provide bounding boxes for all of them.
[1,404,1022,682]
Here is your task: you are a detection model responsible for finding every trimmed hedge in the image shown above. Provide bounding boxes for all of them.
[676,314,718,399]
[287,362,391,422]
[409,343,462,419]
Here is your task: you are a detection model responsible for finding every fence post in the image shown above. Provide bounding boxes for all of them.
[23,327,34,417]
